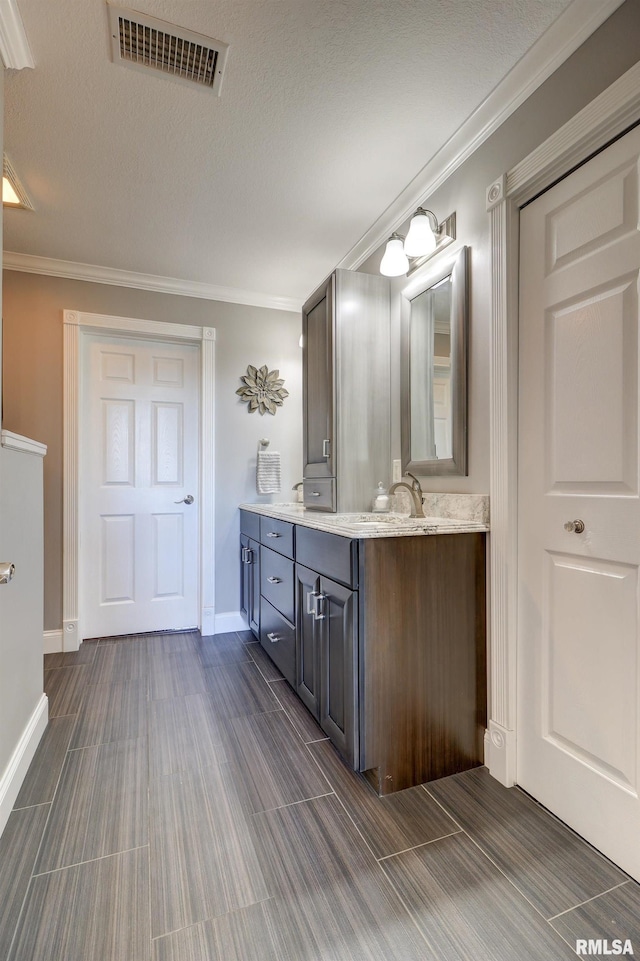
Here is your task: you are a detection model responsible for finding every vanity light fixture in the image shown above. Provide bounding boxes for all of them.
[380,208,455,277]
[2,155,33,209]
[404,207,438,258]
[380,232,410,277]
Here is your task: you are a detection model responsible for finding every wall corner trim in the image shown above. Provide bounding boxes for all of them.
[0,693,48,839]
[1,430,47,457]
[0,0,34,69]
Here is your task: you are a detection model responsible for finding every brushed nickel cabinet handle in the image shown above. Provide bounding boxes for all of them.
[322,439,331,458]
[564,519,585,534]
[0,562,15,584]
[267,576,282,584]
[267,632,280,643]
[266,531,282,538]
[309,491,321,497]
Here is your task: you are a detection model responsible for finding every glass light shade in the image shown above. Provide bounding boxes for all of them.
[404,210,437,258]
[380,235,409,277]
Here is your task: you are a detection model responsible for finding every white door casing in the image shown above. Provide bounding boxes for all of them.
[81,335,200,638]
[63,311,215,650]
[517,127,640,881]
[486,60,640,787]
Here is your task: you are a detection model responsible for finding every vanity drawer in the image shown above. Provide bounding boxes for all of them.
[240,509,260,541]
[303,477,336,511]
[296,526,358,589]
[260,546,294,621]
[260,599,295,686]
[259,516,294,558]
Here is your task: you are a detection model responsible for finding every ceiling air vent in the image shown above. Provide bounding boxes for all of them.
[107,5,228,95]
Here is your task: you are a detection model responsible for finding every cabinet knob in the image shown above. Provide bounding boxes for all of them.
[564,519,585,534]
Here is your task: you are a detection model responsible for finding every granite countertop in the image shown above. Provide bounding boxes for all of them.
[239,502,489,539]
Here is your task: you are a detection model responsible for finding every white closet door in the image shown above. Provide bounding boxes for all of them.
[518,125,640,882]
[81,334,199,638]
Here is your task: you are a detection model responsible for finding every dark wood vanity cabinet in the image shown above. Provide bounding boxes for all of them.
[239,513,260,637]
[240,509,487,795]
[295,564,358,767]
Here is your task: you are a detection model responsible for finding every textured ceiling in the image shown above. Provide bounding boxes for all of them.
[5,0,576,302]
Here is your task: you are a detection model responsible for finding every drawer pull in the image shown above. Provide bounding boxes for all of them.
[322,439,330,458]
[266,632,280,644]
[314,593,327,620]
[266,531,282,538]
[309,491,321,497]
[267,576,282,584]
[241,547,253,564]
[306,590,319,616]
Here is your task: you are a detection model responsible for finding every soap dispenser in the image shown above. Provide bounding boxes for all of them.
[372,481,390,513]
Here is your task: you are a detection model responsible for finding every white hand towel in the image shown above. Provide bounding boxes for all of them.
[256,450,281,494]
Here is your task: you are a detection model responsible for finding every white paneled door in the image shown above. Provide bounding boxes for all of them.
[81,334,199,638]
[518,126,640,881]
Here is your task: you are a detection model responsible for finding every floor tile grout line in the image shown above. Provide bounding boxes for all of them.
[149,895,278,943]
[376,829,464,861]
[422,783,633,926]
[11,800,52,813]
[546,880,631,922]
[422,786,563,925]
[421,784,465,832]
[32,843,151,879]
[250,790,336,817]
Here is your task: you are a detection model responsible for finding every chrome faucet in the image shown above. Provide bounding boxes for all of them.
[389,472,425,518]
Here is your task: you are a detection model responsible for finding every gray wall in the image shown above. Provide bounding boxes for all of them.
[360,0,640,497]
[2,273,302,630]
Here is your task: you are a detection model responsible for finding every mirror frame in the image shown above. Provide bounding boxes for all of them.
[400,245,469,476]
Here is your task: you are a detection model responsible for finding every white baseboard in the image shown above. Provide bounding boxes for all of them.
[486,719,517,787]
[0,693,49,838]
[214,611,248,634]
[45,615,249,646]
[44,629,63,654]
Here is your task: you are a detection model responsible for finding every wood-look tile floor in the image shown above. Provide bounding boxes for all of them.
[2,630,639,961]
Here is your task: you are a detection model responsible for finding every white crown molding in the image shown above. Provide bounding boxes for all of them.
[338,0,625,270]
[0,0,34,69]
[1,429,47,456]
[3,251,302,314]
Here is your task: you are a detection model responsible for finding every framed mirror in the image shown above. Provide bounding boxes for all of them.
[400,245,469,476]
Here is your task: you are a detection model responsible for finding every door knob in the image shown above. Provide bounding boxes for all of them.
[174,494,194,505]
[564,519,585,534]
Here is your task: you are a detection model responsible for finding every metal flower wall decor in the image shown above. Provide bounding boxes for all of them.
[236,364,289,415]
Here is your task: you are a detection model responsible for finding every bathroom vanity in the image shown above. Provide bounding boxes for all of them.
[240,504,487,795]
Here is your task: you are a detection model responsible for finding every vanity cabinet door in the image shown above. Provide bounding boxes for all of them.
[317,576,358,767]
[295,564,321,719]
[303,276,334,481]
[240,534,260,638]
